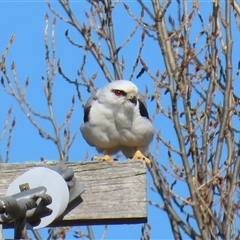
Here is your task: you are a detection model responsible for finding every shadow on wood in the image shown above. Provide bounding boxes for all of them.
[0,160,147,228]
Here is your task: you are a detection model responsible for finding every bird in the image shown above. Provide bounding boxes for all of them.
[80,80,154,164]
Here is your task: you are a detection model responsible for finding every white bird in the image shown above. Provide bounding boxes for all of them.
[80,80,154,164]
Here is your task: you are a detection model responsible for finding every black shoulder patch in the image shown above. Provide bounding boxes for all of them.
[138,99,149,119]
[84,106,91,123]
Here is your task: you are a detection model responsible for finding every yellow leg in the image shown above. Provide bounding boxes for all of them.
[132,150,151,164]
[92,151,113,162]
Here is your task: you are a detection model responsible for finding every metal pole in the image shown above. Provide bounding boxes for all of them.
[0,224,2,240]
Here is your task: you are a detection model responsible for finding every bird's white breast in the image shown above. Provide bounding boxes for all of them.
[80,100,121,151]
[114,101,154,147]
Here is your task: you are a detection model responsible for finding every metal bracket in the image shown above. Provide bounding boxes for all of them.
[50,162,85,204]
[0,162,84,238]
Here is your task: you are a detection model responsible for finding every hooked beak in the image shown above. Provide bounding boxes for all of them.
[128,95,137,105]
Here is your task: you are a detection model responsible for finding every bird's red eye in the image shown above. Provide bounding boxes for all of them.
[113,90,125,97]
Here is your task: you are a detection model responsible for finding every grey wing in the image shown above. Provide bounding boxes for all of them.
[136,92,150,119]
[83,93,98,123]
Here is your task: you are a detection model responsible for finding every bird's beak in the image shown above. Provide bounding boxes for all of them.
[128,95,137,105]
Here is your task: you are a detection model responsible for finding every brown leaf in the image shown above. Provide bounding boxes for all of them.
[188,11,194,20]
[141,30,145,41]
[136,67,145,78]
[8,106,12,115]
[85,11,89,18]
[12,117,16,127]
[162,71,167,79]
[66,110,71,119]
[195,65,201,72]
[209,132,215,141]
[145,85,148,95]
[58,66,62,74]
[140,58,146,67]
[11,61,15,70]
[26,77,29,86]
[1,76,5,87]
[92,72,97,80]
[10,34,16,43]
[123,3,129,10]
[90,79,94,87]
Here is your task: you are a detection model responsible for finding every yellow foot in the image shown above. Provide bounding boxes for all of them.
[132,150,151,164]
[92,154,113,162]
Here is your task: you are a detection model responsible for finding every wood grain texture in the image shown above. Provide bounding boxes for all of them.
[0,160,147,227]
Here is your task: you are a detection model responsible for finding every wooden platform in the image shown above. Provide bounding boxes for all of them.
[0,160,147,228]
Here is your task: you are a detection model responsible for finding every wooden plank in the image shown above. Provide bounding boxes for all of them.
[0,161,147,228]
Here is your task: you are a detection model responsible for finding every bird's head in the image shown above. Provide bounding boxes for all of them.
[98,80,139,107]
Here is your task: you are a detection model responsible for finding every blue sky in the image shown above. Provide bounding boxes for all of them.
[1,1,239,239]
